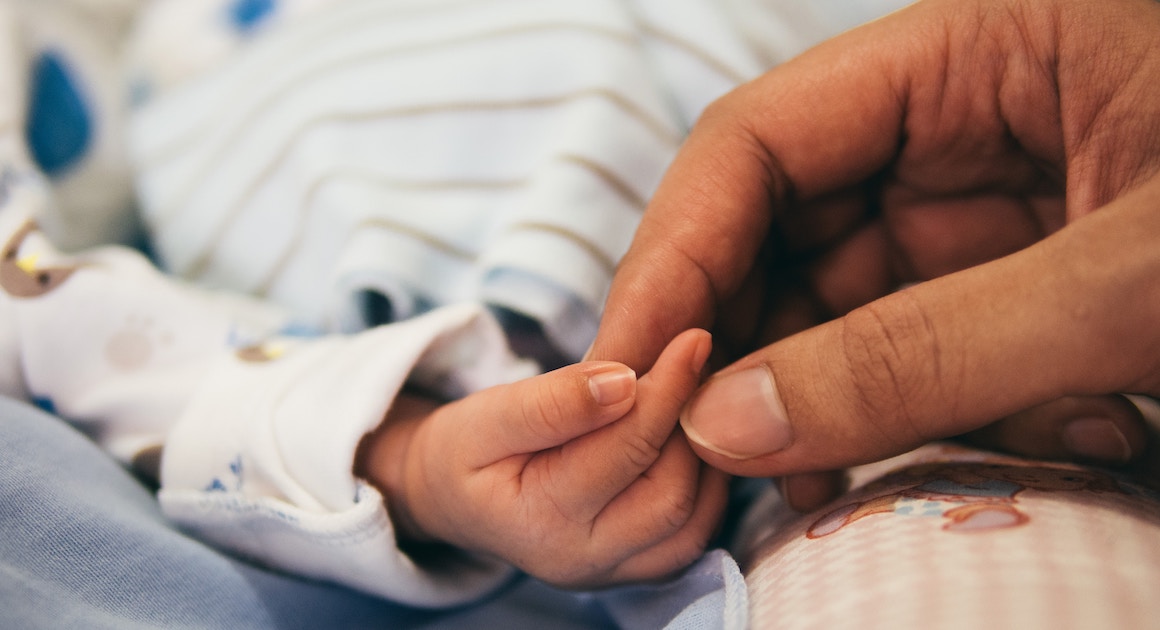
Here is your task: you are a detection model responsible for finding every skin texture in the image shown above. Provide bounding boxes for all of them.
[588,0,1160,507]
[355,329,729,588]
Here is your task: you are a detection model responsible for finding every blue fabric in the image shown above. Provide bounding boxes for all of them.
[0,397,437,629]
[663,552,747,630]
[228,0,278,33]
[0,397,733,628]
[602,550,746,630]
[25,51,92,177]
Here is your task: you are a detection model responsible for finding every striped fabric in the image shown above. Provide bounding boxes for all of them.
[123,0,907,358]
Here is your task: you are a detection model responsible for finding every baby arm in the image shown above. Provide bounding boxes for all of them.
[355,329,730,588]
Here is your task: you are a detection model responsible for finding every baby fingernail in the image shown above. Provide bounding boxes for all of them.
[680,366,792,459]
[588,365,636,406]
[1062,417,1132,463]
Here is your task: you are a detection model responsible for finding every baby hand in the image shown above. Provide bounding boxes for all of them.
[356,329,728,588]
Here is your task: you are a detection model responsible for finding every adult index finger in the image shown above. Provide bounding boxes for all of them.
[588,2,927,371]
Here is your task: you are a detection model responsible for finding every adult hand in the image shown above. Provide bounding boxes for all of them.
[589,0,1160,508]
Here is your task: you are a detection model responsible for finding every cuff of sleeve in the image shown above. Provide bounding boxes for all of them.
[160,302,535,606]
[159,483,517,607]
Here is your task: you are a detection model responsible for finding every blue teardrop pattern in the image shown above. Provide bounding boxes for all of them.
[25,51,93,178]
[229,0,278,33]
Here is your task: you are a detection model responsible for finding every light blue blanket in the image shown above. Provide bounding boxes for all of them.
[0,397,746,629]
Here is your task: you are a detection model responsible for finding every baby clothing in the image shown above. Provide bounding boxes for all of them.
[0,180,538,605]
[121,0,904,357]
[0,0,911,613]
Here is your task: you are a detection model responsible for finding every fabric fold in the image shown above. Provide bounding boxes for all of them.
[160,303,537,606]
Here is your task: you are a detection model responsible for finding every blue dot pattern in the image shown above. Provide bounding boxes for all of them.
[32,396,57,416]
[25,51,92,178]
[229,0,278,33]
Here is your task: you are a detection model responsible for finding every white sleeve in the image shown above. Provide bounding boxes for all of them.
[0,3,533,606]
[0,206,534,606]
[161,303,537,607]
[0,205,288,462]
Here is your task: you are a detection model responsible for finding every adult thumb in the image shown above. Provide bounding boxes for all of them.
[679,177,1160,477]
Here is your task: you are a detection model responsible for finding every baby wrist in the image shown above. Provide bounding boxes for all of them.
[354,397,437,544]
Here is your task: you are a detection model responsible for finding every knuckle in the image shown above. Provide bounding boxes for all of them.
[519,379,574,441]
[650,483,698,534]
[619,431,664,471]
[840,293,950,444]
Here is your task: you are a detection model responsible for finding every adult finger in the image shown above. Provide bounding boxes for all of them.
[588,3,918,371]
[778,471,848,513]
[964,395,1150,464]
[777,395,1152,514]
[679,175,1160,477]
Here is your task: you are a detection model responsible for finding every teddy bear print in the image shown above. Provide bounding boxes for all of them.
[104,315,174,372]
[807,461,1124,538]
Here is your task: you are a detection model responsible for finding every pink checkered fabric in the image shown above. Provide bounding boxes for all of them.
[740,444,1160,629]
